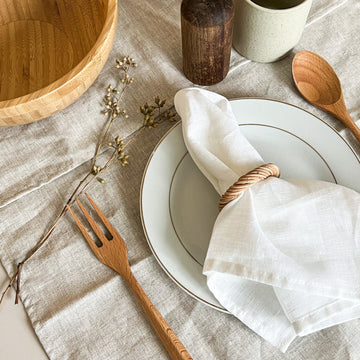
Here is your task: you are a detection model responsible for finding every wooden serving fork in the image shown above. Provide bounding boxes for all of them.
[67,193,193,360]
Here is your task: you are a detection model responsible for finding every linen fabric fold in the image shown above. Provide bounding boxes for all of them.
[174,88,360,352]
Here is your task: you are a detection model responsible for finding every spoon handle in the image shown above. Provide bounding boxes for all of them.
[341,110,360,144]
[331,100,360,143]
[322,95,360,144]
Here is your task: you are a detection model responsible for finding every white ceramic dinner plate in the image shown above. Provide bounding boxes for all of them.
[140,98,360,312]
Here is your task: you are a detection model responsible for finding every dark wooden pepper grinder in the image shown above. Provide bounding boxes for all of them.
[181,0,234,86]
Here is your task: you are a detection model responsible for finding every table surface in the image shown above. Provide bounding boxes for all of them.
[1,0,360,359]
[0,265,47,358]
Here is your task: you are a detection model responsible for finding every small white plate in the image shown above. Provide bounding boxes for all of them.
[140,98,360,311]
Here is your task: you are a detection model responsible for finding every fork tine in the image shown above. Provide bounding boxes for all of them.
[66,204,100,255]
[85,193,119,240]
[75,198,109,245]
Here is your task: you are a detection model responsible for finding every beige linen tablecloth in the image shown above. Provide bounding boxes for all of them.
[1,0,360,359]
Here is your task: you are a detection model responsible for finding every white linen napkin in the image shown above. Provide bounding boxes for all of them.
[174,88,360,352]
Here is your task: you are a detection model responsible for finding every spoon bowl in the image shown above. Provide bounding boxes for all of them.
[292,50,360,143]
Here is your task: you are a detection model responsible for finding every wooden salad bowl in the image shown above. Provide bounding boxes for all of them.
[0,0,118,126]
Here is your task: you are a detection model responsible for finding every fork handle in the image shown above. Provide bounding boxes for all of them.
[126,271,193,360]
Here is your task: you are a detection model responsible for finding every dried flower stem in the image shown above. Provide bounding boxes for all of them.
[0,56,177,308]
[0,274,16,307]
[93,79,127,165]
[0,169,94,308]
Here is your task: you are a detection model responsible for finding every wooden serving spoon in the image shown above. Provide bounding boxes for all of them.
[292,50,360,143]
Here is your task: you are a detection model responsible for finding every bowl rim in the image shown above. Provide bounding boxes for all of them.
[0,0,118,112]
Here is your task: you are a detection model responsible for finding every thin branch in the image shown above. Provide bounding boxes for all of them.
[93,114,117,166]
[79,151,118,195]
[123,126,146,149]
[0,273,16,308]
[0,57,137,306]
[0,169,94,304]
[0,56,176,308]
[15,263,23,304]
[92,62,132,166]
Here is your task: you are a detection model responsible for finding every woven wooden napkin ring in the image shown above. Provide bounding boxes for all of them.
[218,163,280,211]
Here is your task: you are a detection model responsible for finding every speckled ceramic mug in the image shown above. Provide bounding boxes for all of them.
[232,0,312,63]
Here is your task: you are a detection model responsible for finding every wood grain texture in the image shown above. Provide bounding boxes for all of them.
[67,194,193,360]
[0,0,117,126]
[181,0,234,85]
[292,50,360,143]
